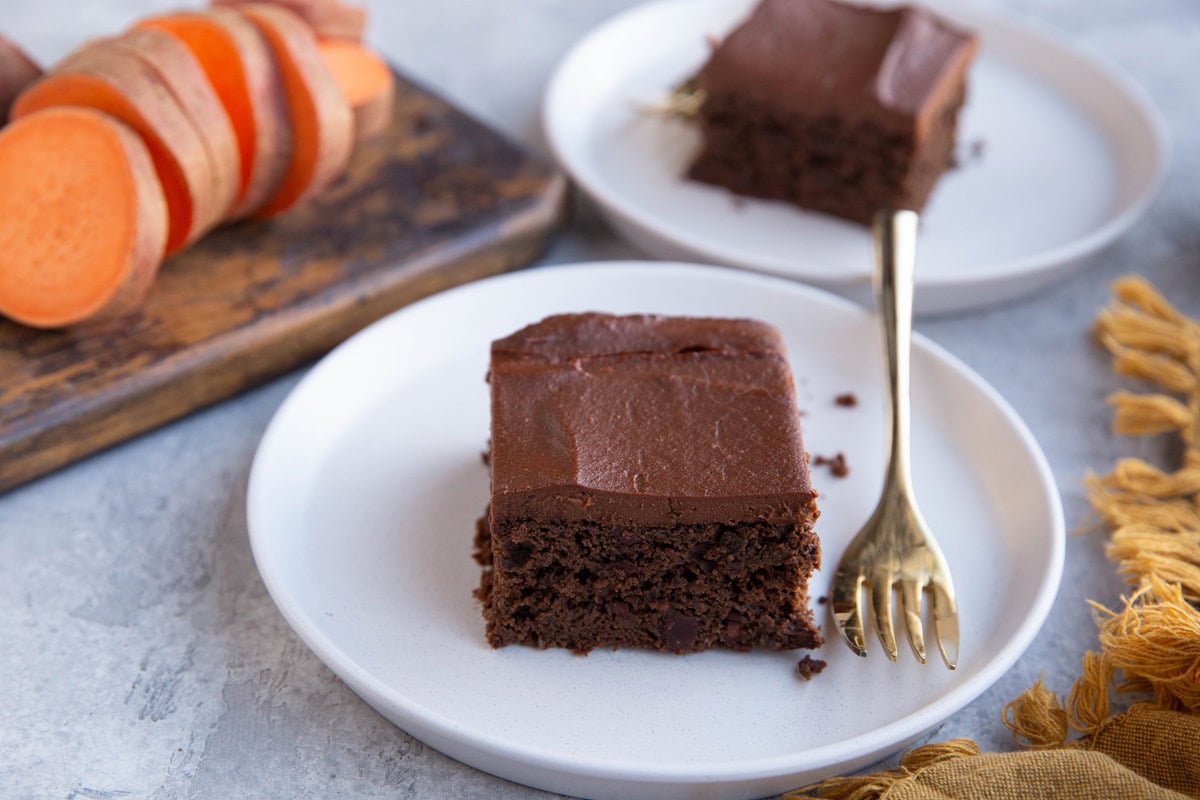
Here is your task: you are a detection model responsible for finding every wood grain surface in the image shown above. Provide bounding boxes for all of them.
[0,69,567,492]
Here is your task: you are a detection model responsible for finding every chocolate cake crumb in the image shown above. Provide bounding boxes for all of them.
[817,595,828,605]
[797,655,827,681]
[834,392,857,407]
[813,452,849,478]
[480,450,491,466]
[472,514,492,566]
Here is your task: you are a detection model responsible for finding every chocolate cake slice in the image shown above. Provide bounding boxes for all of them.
[687,0,979,224]
[474,313,822,654]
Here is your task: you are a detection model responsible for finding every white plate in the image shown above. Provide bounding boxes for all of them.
[247,263,1065,800]
[543,0,1168,314]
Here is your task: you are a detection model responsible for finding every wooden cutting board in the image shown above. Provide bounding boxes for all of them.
[0,69,567,493]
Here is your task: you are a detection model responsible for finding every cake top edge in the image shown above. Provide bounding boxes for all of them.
[696,0,979,121]
[491,312,787,365]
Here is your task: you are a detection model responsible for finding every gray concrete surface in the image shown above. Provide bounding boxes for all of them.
[2,0,1198,797]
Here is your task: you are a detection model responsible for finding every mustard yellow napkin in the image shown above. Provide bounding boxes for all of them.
[789,277,1200,800]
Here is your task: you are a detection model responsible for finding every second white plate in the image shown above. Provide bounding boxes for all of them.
[247,262,1065,800]
[543,0,1167,314]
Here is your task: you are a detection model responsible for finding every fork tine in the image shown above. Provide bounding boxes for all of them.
[871,571,898,661]
[931,571,959,670]
[899,576,927,664]
[832,570,867,657]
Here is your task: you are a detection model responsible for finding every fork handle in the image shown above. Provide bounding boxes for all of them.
[874,210,919,496]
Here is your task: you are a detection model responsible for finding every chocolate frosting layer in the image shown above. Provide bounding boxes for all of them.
[489,313,817,526]
[696,0,978,135]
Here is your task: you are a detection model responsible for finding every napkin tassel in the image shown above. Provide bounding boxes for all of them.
[1084,276,1200,717]
[784,739,981,800]
[1001,676,1069,748]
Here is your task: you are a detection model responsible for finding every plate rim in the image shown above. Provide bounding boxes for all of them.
[541,0,1169,291]
[246,261,1066,784]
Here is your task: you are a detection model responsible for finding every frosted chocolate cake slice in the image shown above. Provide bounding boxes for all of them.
[687,0,979,223]
[474,313,822,654]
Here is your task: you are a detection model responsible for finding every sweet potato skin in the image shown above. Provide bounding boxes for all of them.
[238,3,353,217]
[136,10,292,219]
[109,28,241,226]
[0,33,42,120]
[213,0,366,42]
[209,7,293,218]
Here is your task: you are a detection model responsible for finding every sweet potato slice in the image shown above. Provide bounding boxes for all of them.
[238,4,352,217]
[136,9,290,218]
[318,40,393,141]
[108,28,240,225]
[213,0,366,42]
[0,107,167,328]
[12,44,215,254]
[0,33,41,119]
[307,2,366,42]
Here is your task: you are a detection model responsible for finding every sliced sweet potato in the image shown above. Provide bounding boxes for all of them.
[135,9,291,218]
[0,33,41,119]
[108,28,241,225]
[318,40,393,141]
[213,0,366,42]
[0,107,167,328]
[306,0,365,42]
[13,43,216,254]
[237,4,353,217]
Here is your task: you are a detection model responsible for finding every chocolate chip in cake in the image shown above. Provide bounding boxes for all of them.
[662,610,700,652]
[607,600,633,621]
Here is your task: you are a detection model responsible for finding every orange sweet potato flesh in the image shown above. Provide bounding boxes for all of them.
[213,0,366,42]
[0,33,42,120]
[318,40,393,141]
[12,44,215,254]
[136,10,291,218]
[238,4,352,217]
[0,107,167,328]
[108,28,241,226]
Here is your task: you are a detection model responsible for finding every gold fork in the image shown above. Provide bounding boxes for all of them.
[831,210,959,668]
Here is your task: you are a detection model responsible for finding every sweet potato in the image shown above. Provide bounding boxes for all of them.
[0,33,41,120]
[318,40,393,141]
[13,43,216,254]
[237,4,353,217]
[213,0,366,42]
[108,28,241,225]
[136,9,291,218]
[0,107,167,328]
